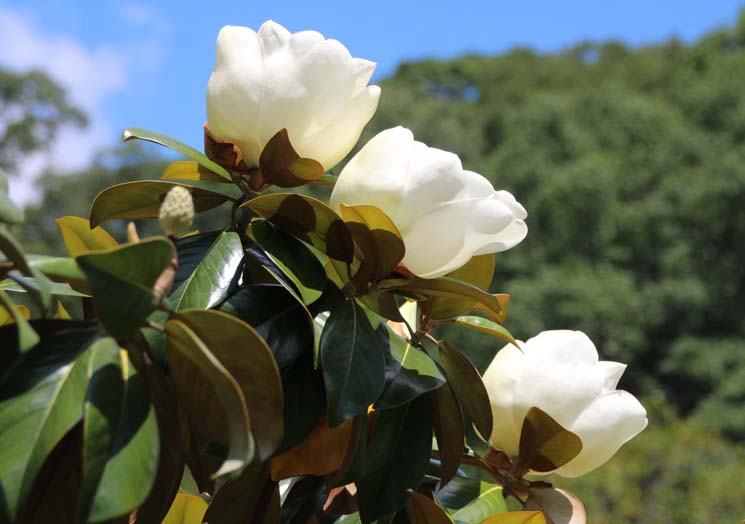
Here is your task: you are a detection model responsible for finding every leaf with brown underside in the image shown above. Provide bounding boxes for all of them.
[259,128,324,188]
[525,489,586,524]
[515,408,582,475]
[429,255,495,320]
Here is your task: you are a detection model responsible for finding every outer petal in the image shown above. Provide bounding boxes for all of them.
[330,127,413,217]
[555,390,648,478]
[206,25,264,165]
[394,142,465,228]
[512,331,604,430]
[483,343,526,457]
[596,361,627,393]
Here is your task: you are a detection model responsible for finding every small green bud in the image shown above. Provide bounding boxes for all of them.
[159,186,195,236]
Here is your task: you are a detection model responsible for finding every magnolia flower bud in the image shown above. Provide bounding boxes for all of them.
[206,21,381,171]
[483,330,648,478]
[329,127,527,279]
[159,186,194,237]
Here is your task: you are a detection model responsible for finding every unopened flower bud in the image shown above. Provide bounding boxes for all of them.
[159,186,195,236]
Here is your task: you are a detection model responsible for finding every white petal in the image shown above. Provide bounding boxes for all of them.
[394,141,465,228]
[494,190,527,220]
[330,127,413,216]
[206,25,264,165]
[483,342,526,457]
[512,331,604,430]
[257,20,292,55]
[555,390,648,478]
[463,170,496,198]
[352,58,377,89]
[596,361,627,392]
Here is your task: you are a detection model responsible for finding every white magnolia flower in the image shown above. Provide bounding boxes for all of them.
[483,330,648,478]
[329,127,527,278]
[206,21,381,171]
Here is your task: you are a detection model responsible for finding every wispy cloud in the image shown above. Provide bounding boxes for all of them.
[0,5,169,204]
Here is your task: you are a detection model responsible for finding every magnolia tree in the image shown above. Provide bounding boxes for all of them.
[0,21,647,524]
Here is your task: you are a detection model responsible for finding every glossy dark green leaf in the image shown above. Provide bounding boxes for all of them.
[375,324,445,410]
[27,255,88,290]
[340,204,406,282]
[452,316,517,346]
[259,128,325,187]
[176,309,283,461]
[406,491,453,524]
[243,193,355,263]
[169,231,242,311]
[80,339,159,523]
[221,284,315,368]
[433,383,465,486]
[380,277,509,325]
[516,407,583,474]
[358,395,434,522]
[164,318,253,479]
[321,300,386,427]
[275,351,325,455]
[89,180,239,228]
[438,340,493,441]
[251,220,326,305]
[434,477,482,512]
[77,238,174,339]
[0,327,99,522]
[122,127,232,181]
[428,255,495,320]
[451,485,508,524]
[328,414,367,487]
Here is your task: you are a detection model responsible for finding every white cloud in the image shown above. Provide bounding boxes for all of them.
[0,5,168,205]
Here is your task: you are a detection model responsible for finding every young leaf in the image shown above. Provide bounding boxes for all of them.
[56,216,117,257]
[77,238,174,339]
[176,309,283,461]
[251,220,326,305]
[358,396,434,522]
[451,485,508,524]
[438,340,493,440]
[89,180,239,227]
[516,408,583,474]
[80,340,159,522]
[375,324,445,410]
[321,300,386,427]
[122,127,232,181]
[243,193,355,263]
[164,318,254,479]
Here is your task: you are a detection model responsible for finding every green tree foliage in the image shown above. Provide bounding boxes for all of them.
[367,13,745,439]
[0,68,87,172]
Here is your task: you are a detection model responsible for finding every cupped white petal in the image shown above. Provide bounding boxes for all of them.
[206,25,263,164]
[257,20,292,54]
[483,342,526,457]
[555,390,648,478]
[596,361,627,392]
[330,127,413,216]
[512,331,605,430]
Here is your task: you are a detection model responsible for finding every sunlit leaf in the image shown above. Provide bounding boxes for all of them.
[161,160,230,183]
[428,255,495,320]
[0,289,38,350]
[162,492,209,524]
[122,127,232,181]
[452,485,508,524]
[0,226,52,313]
[56,216,117,257]
[452,316,517,346]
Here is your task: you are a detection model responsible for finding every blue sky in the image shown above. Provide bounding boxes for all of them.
[1,0,743,201]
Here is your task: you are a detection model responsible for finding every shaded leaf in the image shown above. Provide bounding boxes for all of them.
[176,309,283,460]
[452,316,517,346]
[164,319,253,479]
[243,193,355,263]
[340,204,405,282]
[0,277,87,298]
[122,127,231,181]
[259,128,325,187]
[433,383,465,486]
[516,408,583,474]
[321,300,386,427]
[358,395,434,522]
[438,340,493,440]
[429,255,495,320]
[89,180,239,227]
[375,324,445,410]
[251,220,326,305]
[204,461,272,524]
[407,491,453,524]
[56,216,117,257]
[77,238,174,339]
[0,226,52,313]
[80,341,159,522]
